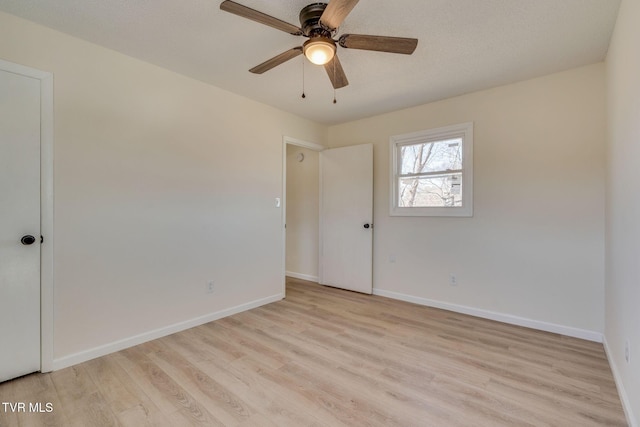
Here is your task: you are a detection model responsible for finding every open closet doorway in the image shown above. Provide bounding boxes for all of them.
[282,136,374,297]
[282,136,324,296]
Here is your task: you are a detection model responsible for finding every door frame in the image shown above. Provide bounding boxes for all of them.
[0,59,54,373]
[281,136,325,296]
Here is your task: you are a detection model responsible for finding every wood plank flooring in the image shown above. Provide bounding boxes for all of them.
[0,277,628,426]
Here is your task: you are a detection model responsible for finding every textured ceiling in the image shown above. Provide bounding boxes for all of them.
[0,0,621,125]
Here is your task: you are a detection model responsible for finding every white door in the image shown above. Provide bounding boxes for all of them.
[320,143,373,294]
[0,68,42,382]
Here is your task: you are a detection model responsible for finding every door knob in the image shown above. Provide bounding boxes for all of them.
[363,223,371,229]
[21,235,36,245]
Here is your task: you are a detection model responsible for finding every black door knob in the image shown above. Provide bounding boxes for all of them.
[21,235,36,245]
[363,224,371,229]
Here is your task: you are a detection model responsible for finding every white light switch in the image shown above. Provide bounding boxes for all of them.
[275,197,281,208]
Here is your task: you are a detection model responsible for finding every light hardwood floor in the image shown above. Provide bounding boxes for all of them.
[0,277,627,426]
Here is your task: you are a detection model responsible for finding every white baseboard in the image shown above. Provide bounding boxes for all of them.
[603,337,638,427]
[285,271,319,283]
[372,288,603,343]
[52,293,283,371]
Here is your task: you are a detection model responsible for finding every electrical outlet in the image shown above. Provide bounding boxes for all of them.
[449,274,457,286]
[625,340,630,364]
[206,281,215,294]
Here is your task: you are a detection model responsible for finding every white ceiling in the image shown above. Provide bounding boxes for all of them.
[0,0,621,125]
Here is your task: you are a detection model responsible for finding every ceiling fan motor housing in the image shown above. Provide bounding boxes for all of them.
[300,3,333,37]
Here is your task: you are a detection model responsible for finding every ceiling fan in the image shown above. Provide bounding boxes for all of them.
[219,0,418,89]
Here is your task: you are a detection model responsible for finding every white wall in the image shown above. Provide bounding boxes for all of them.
[605,0,640,424]
[328,63,606,338]
[0,11,326,366]
[286,145,319,281]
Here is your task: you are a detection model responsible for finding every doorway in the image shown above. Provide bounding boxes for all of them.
[281,137,374,296]
[282,136,324,295]
[0,59,54,378]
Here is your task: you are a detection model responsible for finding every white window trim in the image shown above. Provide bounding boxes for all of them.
[390,122,473,217]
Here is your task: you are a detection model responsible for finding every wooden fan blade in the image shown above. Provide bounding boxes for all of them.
[249,47,303,74]
[339,34,418,54]
[320,0,359,30]
[324,54,349,89]
[220,1,303,36]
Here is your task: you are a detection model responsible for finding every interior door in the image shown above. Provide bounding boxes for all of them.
[320,143,373,294]
[0,68,42,382]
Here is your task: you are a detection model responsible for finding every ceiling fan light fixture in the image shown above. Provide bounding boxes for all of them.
[303,36,336,65]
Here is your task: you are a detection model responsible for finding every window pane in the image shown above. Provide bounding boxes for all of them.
[399,174,462,207]
[400,138,462,175]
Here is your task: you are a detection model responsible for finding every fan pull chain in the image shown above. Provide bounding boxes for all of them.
[332,58,337,104]
[301,56,306,99]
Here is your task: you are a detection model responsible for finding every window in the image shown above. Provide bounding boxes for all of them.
[390,122,473,217]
